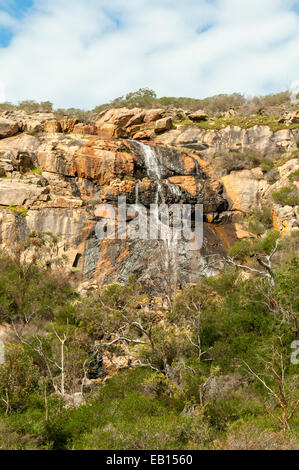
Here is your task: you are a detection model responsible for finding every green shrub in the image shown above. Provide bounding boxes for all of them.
[247,206,273,235]
[288,169,299,183]
[272,185,299,206]
[8,205,28,217]
[31,167,43,175]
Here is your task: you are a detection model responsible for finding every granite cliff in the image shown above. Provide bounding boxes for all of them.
[0,106,298,288]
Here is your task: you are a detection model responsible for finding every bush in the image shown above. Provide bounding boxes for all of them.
[18,100,53,113]
[247,206,273,235]
[0,344,40,413]
[288,169,299,183]
[215,422,298,450]
[272,185,299,206]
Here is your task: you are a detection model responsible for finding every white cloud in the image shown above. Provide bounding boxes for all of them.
[0,0,298,108]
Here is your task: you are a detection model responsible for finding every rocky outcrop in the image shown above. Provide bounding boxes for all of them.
[154,125,299,157]
[221,158,299,231]
[0,180,49,206]
[1,110,55,134]
[278,110,299,124]
[0,107,298,287]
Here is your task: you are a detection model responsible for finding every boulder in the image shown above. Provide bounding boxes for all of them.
[154,125,298,159]
[37,136,135,185]
[143,108,165,123]
[25,120,42,133]
[125,111,146,128]
[73,144,134,185]
[131,129,153,140]
[97,108,136,127]
[167,176,201,196]
[189,109,208,122]
[154,117,172,133]
[96,122,127,139]
[170,108,187,121]
[279,110,299,124]
[0,118,19,139]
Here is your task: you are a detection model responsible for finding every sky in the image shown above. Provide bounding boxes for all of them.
[0,0,299,109]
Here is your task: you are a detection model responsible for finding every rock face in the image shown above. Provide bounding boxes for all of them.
[221,167,267,212]
[0,108,298,287]
[220,159,299,232]
[154,125,299,157]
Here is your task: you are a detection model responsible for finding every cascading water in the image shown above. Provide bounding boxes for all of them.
[133,140,181,202]
[136,141,161,180]
[135,181,139,204]
[132,140,180,290]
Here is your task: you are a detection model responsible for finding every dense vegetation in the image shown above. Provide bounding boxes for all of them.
[0,230,298,450]
[0,88,296,120]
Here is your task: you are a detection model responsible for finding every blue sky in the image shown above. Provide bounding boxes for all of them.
[0,0,299,108]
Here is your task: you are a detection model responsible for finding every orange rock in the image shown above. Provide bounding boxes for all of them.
[96,122,127,139]
[74,143,134,185]
[132,129,153,140]
[59,119,78,133]
[73,123,96,135]
[168,176,202,196]
[44,120,62,133]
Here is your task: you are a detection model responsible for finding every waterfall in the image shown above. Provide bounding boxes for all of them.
[134,141,161,180]
[132,141,182,203]
[165,180,181,198]
[131,140,180,292]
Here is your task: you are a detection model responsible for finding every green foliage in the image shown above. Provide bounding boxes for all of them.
[0,240,298,449]
[0,102,16,112]
[0,344,40,413]
[204,393,263,431]
[247,206,273,235]
[288,169,299,183]
[229,230,280,260]
[31,167,43,175]
[93,88,158,112]
[18,100,53,113]
[175,114,299,131]
[8,205,28,217]
[272,185,299,206]
[252,91,291,107]
[0,251,76,324]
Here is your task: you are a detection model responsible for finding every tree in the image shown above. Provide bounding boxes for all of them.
[0,343,39,414]
[227,230,280,287]
[243,338,299,433]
